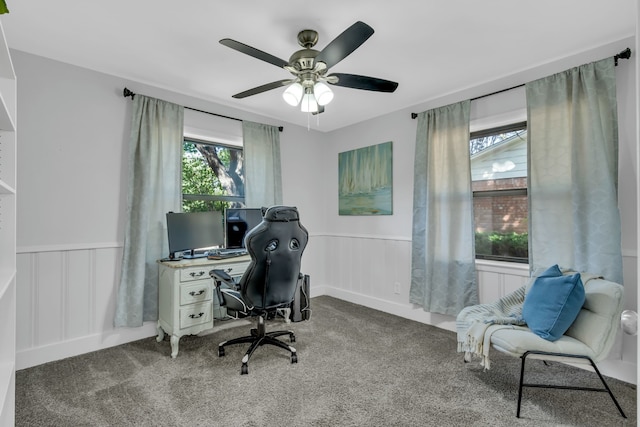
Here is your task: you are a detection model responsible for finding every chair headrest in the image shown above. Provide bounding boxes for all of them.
[263,206,300,222]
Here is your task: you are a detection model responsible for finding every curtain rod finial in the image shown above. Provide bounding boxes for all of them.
[614,48,631,66]
[123,88,135,99]
[618,48,632,60]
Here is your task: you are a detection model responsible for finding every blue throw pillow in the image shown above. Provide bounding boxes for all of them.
[522,264,585,341]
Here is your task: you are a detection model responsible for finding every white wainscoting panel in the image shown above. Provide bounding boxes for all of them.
[16,245,156,370]
[475,260,530,303]
[323,234,412,305]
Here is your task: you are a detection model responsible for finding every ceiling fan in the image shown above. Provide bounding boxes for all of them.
[220,21,399,114]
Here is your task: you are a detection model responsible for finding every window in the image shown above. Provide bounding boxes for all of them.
[470,122,528,263]
[182,138,245,212]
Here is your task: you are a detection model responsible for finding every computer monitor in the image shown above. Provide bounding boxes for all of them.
[166,211,225,259]
[224,208,264,249]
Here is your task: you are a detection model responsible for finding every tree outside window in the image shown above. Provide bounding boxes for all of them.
[182,138,245,212]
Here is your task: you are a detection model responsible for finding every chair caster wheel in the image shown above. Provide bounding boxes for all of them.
[218,347,225,357]
[290,333,296,343]
[241,364,248,375]
[291,353,298,364]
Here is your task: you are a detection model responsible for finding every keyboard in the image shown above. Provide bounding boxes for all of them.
[206,248,248,259]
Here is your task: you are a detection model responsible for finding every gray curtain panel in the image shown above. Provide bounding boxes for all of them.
[115,95,184,327]
[243,121,283,208]
[526,57,622,284]
[410,100,478,316]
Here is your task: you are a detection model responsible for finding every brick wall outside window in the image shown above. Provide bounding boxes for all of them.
[472,177,527,234]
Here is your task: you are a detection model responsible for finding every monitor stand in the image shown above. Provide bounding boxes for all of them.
[182,250,207,259]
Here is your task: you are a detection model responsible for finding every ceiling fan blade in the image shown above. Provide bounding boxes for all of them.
[329,73,399,92]
[220,38,289,68]
[232,79,293,99]
[315,21,374,69]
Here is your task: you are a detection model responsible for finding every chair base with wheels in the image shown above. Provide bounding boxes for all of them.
[218,315,298,375]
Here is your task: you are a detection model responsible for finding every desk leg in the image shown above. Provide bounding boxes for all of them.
[280,308,292,323]
[156,323,165,343]
[170,335,180,358]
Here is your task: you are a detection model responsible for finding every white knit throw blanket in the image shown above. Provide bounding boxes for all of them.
[456,286,527,369]
[456,270,603,370]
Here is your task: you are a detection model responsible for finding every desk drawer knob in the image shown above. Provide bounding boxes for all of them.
[189,289,206,296]
[189,271,205,277]
[189,312,205,319]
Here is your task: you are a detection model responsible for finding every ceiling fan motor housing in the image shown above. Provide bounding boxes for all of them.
[287,29,328,87]
[288,48,320,73]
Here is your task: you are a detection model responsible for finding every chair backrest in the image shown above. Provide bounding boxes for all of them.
[565,277,624,361]
[239,206,308,310]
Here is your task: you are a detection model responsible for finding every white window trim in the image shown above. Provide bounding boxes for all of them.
[183,108,243,147]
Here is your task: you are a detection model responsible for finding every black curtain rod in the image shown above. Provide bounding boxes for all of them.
[411,47,632,120]
[123,88,284,132]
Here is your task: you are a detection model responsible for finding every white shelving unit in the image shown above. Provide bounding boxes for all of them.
[0,17,16,427]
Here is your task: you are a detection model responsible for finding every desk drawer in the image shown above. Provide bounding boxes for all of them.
[179,302,212,329]
[179,266,209,282]
[215,261,250,279]
[180,281,212,305]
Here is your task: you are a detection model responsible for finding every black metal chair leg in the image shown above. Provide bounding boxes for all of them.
[589,359,627,418]
[517,353,527,418]
[516,350,626,419]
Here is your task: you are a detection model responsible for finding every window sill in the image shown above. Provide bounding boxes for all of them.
[476,258,530,276]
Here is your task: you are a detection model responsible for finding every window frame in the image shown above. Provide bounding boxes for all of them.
[181,136,245,211]
[470,121,528,264]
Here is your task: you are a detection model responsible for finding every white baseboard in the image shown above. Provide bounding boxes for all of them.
[598,359,638,385]
[316,285,457,332]
[16,323,158,370]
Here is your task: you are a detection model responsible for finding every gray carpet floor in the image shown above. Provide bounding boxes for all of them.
[16,296,637,426]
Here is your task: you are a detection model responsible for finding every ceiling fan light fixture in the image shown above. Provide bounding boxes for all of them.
[313,81,334,106]
[282,82,303,106]
[300,92,319,113]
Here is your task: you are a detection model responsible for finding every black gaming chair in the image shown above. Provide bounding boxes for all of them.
[209,206,308,375]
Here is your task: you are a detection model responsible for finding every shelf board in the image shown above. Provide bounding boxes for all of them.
[0,179,15,194]
[0,91,14,131]
[0,362,14,416]
[0,21,14,81]
[0,269,15,302]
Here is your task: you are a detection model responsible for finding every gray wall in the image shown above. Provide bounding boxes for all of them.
[12,34,638,382]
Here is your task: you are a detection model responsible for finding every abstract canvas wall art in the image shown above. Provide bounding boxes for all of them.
[338,141,393,215]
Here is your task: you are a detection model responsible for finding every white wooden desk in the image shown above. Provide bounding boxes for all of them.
[156,255,250,358]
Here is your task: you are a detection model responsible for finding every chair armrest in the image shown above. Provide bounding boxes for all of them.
[210,269,234,285]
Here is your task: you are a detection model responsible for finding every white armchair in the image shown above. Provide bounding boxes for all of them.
[457,272,626,419]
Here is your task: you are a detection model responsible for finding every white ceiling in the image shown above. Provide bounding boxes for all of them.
[1,1,636,132]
